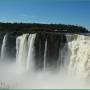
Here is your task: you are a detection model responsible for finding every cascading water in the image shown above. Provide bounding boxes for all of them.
[16,33,36,71]
[26,34,36,71]
[16,33,67,71]
[1,34,8,61]
[68,34,90,79]
[1,33,90,77]
[16,34,29,70]
[0,32,90,88]
[43,40,47,71]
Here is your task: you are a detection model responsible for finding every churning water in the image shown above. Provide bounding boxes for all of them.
[0,33,90,89]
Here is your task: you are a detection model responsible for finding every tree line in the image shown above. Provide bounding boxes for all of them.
[0,22,88,33]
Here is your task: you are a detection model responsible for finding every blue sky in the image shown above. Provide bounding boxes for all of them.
[0,0,90,30]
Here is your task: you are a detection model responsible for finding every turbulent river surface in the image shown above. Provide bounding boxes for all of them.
[0,32,90,89]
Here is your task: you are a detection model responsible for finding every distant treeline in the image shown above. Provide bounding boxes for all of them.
[0,22,89,33]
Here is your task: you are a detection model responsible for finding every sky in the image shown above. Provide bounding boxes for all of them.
[0,0,90,30]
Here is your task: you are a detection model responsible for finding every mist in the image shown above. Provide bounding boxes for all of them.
[0,33,90,89]
[0,61,89,89]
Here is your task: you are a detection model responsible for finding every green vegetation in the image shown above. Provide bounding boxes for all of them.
[67,34,79,41]
[0,22,88,33]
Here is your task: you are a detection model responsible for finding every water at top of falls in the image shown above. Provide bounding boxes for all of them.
[43,40,47,71]
[1,34,8,61]
[26,34,36,71]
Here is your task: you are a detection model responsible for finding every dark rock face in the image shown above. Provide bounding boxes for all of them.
[5,33,16,59]
[46,34,67,70]
[34,33,46,70]
[34,33,67,71]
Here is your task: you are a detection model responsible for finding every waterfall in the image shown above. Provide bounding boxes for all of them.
[1,31,90,88]
[16,33,36,71]
[26,34,36,71]
[16,33,67,72]
[1,34,8,60]
[43,40,47,71]
[1,32,90,78]
[16,34,29,70]
[68,35,90,79]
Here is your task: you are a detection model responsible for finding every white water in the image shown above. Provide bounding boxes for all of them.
[26,34,36,71]
[43,40,47,71]
[16,34,29,70]
[1,34,7,60]
[68,35,90,79]
[0,34,90,89]
[0,62,89,89]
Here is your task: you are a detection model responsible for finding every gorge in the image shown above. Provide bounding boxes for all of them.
[0,23,90,89]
